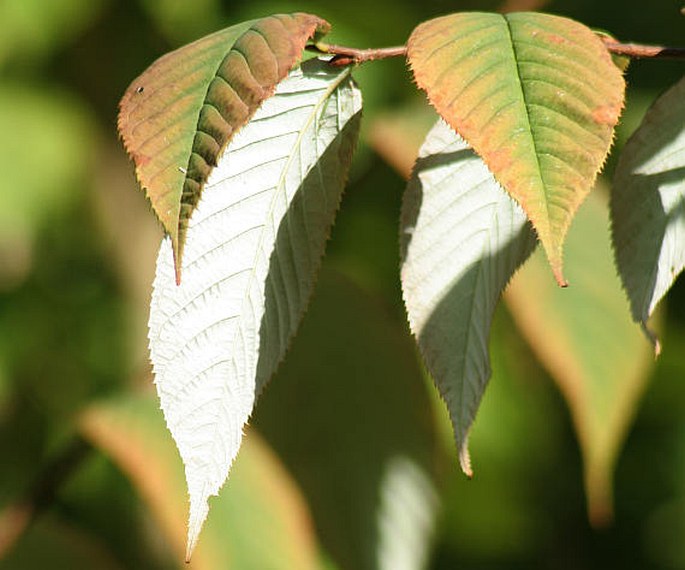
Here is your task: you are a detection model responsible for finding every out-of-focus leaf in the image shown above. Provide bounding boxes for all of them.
[611,76,685,349]
[366,101,437,179]
[118,13,329,275]
[79,395,320,569]
[407,12,625,284]
[148,62,361,556]
[400,120,537,476]
[0,515,122,570]
[0,86,94,289]
[0,0,105,66]
[254,267,442,570]
[506,190,652,525]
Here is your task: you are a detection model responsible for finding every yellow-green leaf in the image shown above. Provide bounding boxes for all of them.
[505,190,652,525]
[117,13,329,280]
[79,396,321,567]
[407,12,625,284]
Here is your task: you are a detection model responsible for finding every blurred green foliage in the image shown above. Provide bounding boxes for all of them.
[1,0,685,568]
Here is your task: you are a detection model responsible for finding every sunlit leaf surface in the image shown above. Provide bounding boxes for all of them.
[408,12,625,284]
[611,76,685,348]
[506,191,652,524]
[118,13,329,276]
[400,119,537,476]
[147,62,361,556]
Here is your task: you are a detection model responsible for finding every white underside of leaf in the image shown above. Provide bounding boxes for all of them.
[611,76,685,346]
[148,62,361,558]
[400,120,536,475]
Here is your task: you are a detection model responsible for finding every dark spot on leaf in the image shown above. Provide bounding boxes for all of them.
[136,86,145,94]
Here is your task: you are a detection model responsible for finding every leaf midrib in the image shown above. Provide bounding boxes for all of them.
[202,67,353,478]
[502,15,550,236]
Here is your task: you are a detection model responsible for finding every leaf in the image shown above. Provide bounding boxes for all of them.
[254,267,442,570]
[506,190,653,525]
[147,61,362,557]
[400,119,537,476]
[407,12,625,285]
[79,396,320,569]
[118,13,329,279]
[611,76,685,349]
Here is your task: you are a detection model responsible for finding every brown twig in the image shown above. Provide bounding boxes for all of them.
[601,40,685,60]
[306,43,407,66]
[308,36,685,66]
[0,437,92,558]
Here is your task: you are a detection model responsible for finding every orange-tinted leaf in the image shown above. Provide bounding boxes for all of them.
[408,12,625,284]
[79,396,320,567]
[506,190,652,525]
[118,13,329,280]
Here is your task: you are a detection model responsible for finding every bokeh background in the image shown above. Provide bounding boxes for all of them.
[1,0,684,568]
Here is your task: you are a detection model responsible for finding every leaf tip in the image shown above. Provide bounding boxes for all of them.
[551,262,569,288]
[185,488,211,563]
[458,437,474,479]
[640,321,661,358]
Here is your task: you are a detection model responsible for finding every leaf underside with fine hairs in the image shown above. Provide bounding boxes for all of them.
[400,119,537,476]
[148,62,362,559]
[118,13,329,279]
[611,76,685,349]
[407,12,625,284]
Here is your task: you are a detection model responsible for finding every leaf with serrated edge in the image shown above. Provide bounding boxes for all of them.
[506,190,652,525]
[148,61,362,558]
[118,13,329,280]
[611,76,685,351]
[400,119,537,476]
[408,12,625,285]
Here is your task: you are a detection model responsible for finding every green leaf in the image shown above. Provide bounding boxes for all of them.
[254,267,442,570]
[506,190,652,525]
[79,396,321,569]
[118,13,329,279]
[407,12,625,285]
[147,61,362,557]
[611,76,685,349]
[400,120,537,476]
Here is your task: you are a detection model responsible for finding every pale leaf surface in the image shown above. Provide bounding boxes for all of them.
[148,62,361,557]
[611,76,685,347]
[400,119,537,476]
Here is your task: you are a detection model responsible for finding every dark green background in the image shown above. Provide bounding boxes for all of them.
[1,0,684,568]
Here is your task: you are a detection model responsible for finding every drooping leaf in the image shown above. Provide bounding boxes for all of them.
[118,13,329,279]
[506,190,652,525]
[611,76,685,349]
[254,267,442,570]
[407,12,625,284]
[148,61,362,557]
[79,396,320,569]
[400,119,537,476]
